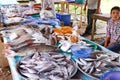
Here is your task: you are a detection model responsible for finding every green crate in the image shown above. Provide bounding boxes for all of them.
[31,14,40,17]
[75,0,85,4]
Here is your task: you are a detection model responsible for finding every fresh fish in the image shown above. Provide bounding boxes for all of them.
[75,59,84,65]
[22,73,39,79]
[17,52,76,79]
[96,69,101,72]
[50,68,63,77]
[34,62,51,69]
[84,66,90,73]
[48,75,63,80]
[8,34,33,46]
[38,63,55,73]
[32,52,41,59]
[16,44,58,55]
[77,51,120,79]
[51,54,65,59]
[58,61,67,66]
[82,63,92,70]
[79,58,87,65]
[11,40,34,51]
[84,58,96,62]
[61,66,68,79]
[67,64,74,76]
[95,61,102,68]
[54,58,65,62]
[89,66,94,74]
[26,68,37,74]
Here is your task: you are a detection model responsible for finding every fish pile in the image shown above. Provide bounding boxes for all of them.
[1,4,20,18]
[17,52,76,80]
[6,43,58,56]
[0,25,58,56]
[76,51,120,79]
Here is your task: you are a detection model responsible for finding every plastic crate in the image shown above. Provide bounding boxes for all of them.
[75,0,85,4]
[31,14,40,17]
[56,13,71,26]
[66,0,75,3]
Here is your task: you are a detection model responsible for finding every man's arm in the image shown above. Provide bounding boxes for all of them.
[83,0,88,11]
[96,0,101,14]
[104,36,110,47]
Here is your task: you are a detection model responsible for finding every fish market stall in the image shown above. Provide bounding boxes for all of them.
[0,0,60,28]
[1,24,120,80]
[1,0,120,80]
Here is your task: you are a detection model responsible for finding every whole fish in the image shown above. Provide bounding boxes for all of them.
[17,52,76,79]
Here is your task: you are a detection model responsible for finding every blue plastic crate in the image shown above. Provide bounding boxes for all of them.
[66,0,75,3]
[75,0,85,4]
[56,13,71,26]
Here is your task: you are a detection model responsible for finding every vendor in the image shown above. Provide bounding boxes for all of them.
[100,6,120,53]
[81,0,101,36]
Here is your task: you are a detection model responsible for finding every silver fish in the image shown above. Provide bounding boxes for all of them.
[49,75,63,80]
[67,64,74,76]
[95,61,102,68]
[51,54,65,59]
[38,63,55,73]
[75,59,84,65]
[58,61,67,66]
[89,66,94,74]
[26,68,37,74]
[79,58,87,65]
[61,66,68,79]
[22,73,39,79]
[84,58,96,61]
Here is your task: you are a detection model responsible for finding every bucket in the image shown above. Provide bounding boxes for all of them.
[56,13,71,26]
[75,0,85,4]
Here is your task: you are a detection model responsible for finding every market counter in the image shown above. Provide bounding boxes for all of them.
[6,38,119,80]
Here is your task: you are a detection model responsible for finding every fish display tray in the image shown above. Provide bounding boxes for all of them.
[76,63,99,80]
[16,52,78,80]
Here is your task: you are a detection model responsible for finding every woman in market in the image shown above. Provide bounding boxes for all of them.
[100,6,120,53]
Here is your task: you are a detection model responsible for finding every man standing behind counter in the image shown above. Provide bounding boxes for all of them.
[81,0,101,36]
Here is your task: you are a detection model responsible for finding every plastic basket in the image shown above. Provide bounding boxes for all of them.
[56,13,71,26]
[82,39,98,50]
[75,0,85,4]
[66,0,75,3]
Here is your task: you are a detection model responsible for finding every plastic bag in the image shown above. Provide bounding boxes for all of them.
[71,44,93,58]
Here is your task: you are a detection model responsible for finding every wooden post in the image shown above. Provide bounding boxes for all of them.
[61,1,64,12]
[80,5,83,28]
[91,19,95,41]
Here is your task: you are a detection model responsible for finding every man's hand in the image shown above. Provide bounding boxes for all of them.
[83,0,87,12]
[95,9,101,14]
[104,42,108,47]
